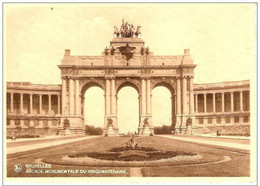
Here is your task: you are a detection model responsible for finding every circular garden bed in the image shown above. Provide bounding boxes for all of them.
[42,146,207,167]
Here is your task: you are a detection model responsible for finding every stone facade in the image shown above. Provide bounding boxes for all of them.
[193,80,250,135]
[6,82,62,136]
[6,25,250,136]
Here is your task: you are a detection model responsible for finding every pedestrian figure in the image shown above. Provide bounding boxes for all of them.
[217,129,221,136]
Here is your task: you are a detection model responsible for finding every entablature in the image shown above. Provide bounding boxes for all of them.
[7,83,61,95]
[193,80,250,94]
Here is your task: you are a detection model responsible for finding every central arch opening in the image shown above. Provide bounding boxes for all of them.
[117,86,139,135]
[83,86,104,134]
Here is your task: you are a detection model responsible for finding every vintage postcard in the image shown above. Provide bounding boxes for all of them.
[3,2,257,185]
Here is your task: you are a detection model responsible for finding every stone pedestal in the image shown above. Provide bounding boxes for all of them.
[185,126,192,135]
[60,116,83,134]
[64,128,71,135]
[61,118,71,136]
[104,116,118,135]
[29,120,34,128]
[230,116,235,124]
[185,117,193,135]
[142,124,150,135]
[106,124,116,136]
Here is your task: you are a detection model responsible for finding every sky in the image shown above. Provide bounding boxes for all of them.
[4,3,256,133]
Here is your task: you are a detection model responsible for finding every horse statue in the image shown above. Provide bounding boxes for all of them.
[120,26,125,37]
[113,26,120,37]
[130,24,135,37]
[135,25,141,37]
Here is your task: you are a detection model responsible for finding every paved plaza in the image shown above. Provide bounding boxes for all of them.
[7,135,98,155]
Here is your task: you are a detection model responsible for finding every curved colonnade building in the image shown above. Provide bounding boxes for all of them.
[6,23,250,136]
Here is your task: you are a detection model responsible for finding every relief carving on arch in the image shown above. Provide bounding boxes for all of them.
[79,78,105,92]
[115,78,141,94]
[151,77,176,92]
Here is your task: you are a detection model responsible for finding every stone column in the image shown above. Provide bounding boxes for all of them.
[212,93,216,113]
[231,92,234,112]
[10,92,13,113]
[240,91,243,111]
[105,78,110,115]
[30,94,33,114]
[222,92,225,112]
[57,95,60,115]
[195,94,198,113]
[69,78,74,115]
[48,94,51,114]
[111,78,116,114]
[204,93,207,113]
[62,77,67,115]
[116,94,118,115]
[138,95,141,124]
[75,78,80,115]
[39,94,42,114]
[141,78,146,114]
[150,94,153,122]
[189,77,194,114]
[182,77,187,114]
[146,78,151,115]
[20,93,23,114]
[175,78,181,131]
[176,78,181,115]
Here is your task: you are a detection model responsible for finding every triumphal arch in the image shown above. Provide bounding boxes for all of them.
[6,20,250,136]
[59,20,196,135]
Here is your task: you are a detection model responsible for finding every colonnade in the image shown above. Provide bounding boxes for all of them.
[7,92,61,115]
[194,91,250,113]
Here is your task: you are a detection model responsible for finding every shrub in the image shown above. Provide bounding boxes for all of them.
[85,125,103,135]
[154,125,172,134]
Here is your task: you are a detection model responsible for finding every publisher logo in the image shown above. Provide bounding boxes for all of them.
[14,164,22,173]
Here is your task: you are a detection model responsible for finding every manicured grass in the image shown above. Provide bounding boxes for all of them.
[7,136,250,177]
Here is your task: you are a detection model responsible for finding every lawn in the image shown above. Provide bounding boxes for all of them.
[7,136,250,177]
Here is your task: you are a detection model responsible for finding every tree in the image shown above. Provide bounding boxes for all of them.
[85,125,103,135]
[154,125,171,134]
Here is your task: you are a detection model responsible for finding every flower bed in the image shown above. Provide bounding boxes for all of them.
[68,146,197,162]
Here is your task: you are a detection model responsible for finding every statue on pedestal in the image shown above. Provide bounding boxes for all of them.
[142,118,151,135]
[185,117,192,135]
[63,118,71,135]
[63,106,71,135]
[106,118,115,136]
